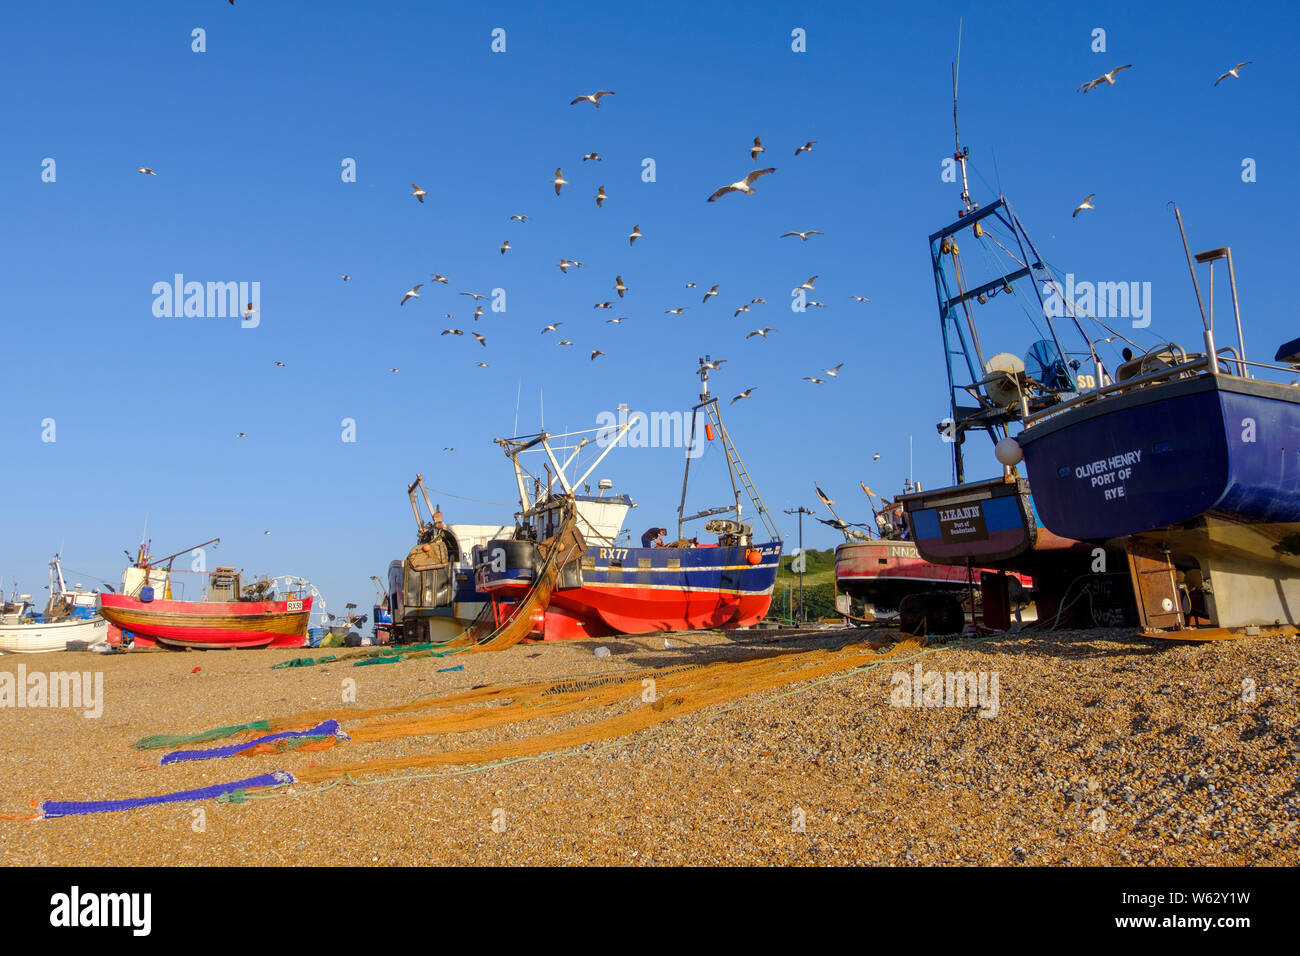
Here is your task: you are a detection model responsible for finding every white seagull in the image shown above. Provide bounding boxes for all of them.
[1215,62,1252,86]
[629,224,643,245]
[702,284,719,303]
[1078,65,1132,93]
[583,152,602,162]
[746,328,775,339]
[400,285,422,306]
[794,142,816,156]
[825,363,844,377]
[510,214,528,223]
[590,350,605,360]
[596,185,607,207]
[553,168,568,195]
[541,323,563,334]
[411,184,428,203]
[781,230,822,241]
[570,90,615,107]
[708,168,776,202]
[138,167,156,175]
[1073,194,1096,217]
[614,275,627,297]
[750,136,765,161]
[432,274,449,284]
[500,240,511,254]
[731,388,757,405]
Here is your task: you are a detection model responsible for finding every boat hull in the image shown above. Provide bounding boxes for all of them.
[0,617,108,653]
[833,538,1032,612]
[1018,373,1300,627]
[98,594,311,649]
[477,541,782,640]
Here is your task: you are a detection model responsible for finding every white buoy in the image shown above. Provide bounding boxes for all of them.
[995,437,1024,466]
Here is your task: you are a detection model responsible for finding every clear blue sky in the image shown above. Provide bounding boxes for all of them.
[3,0,1295,612]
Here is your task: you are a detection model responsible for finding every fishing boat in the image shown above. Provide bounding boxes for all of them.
[97,539,312,649]
[891,73,1140,629]
[1010,210,1300,629]
[383,474,512,643]
[0,555,108,653]
[472,362,783,640]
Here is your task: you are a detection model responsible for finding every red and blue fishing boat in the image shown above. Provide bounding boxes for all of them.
[472,363,783,640]
[98,539,312,649]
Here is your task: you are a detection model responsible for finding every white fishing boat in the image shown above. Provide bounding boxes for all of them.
[0,556,108,653]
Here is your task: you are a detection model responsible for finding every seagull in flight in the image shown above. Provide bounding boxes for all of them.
[472,332,486,346]
[510,214,528,223]
[138,167,157,175]
[460,291,486,300]
[708,168,776,202]
[590,349,605,360]
[825,363,844,377]
[794,142,817,155]
[629,224,643,245]
[804,377,825,385]
[701,358,726,371]
[411,184,428,203]
[1215,62,1252,86]
[430,274,450,286]
[734,304,750,317]
[274,361,286,367]
[781,230,822,241]
[389,368,400,373]
[665,307,686,315]
[236,432,247,438]
[500,239,511,254]
[614,275,627,297]
[806,300,825,308]
[731,388,757,405]
[596,185,607,207]
[441,329,463,336]
[541,323,563,334]
[583,152,602,162]
[570,90,615,107]
[873,453,881,462]
[476,362,489,368]
[686,282,697,288]
[702,284,719,303]
[557,339,573,346]
[553,168,568,195]
[750,136,765,161]
[751,297,766,304]
[1078,65,1132,93]
[851,295,870,302]
[1072,194,1096,217]
[594,301,613,310]
[473,305,484,321]
[558,258,582,273]
[746,328,775,339]
[798,276,818,291]
[606,316,629,324]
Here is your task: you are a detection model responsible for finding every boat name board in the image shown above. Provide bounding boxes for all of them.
[936,505,988,543]
[1070,448,1142,501]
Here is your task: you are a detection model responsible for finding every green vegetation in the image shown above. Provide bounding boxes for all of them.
[772,548,839,621]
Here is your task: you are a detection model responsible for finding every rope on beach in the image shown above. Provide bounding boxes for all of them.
[40,771,295,818]
[159,720,348,764]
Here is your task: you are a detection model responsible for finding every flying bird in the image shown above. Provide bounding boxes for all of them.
[400,284,422,306]
[1215,62,1251,86]
[411,184,428,203]
[851,295,870,302]
[731,388,757,404]
[557,339,573,346]
[274,361,286,367]
[665,307,686,315]
[873,453,881,462]
[701,358,726,371]
[629,224,643,245]
[798,275,818,291]
[553,168,568,195]
[751,297,766,304]
[1078,65,1132,93]
[746,328,775,339]
[242,302,257,321]
[570,90,615,107]
[583,152,602,162]
[708,168,776,202]
[734,304,750,317]
[541,323,562,334]
[263,531,271,535]
[137,167,156,175]
[1072,194,1096,217]
[510,214,528,223]
[606,316,629,324]
[500,240,511,254]
[596,186,607,207]
[340,274,350,282]
[460,291,486,300]
[441,329,463,336]
[431,274,449,284]
[781,230,822,241]
[389,368,400,373]
[594,301,613,309]
[476,362,489,368]
[590,350,605,360]
[473,305,484,321]
[804,377,825,385]
[614,275,627,297]
[702,284,719,303]
[794,142,816,155]
[685,282,697,288]
[806,300,825,308]
[750,136,765,161]
[472,332,486,346]
[236,432,247,438]
[825,363,844,377]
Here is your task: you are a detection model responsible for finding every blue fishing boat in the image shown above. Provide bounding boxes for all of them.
[1012,213,1300,628]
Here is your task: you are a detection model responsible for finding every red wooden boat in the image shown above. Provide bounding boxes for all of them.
[98,540,311,649]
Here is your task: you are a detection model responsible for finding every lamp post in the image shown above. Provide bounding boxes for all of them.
[784,506,814,623]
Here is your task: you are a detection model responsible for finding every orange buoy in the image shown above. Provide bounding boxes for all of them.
[746,549,762,565]
[705,423,715,441]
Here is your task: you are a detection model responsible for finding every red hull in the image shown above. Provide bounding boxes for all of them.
[489,582,774,641]
[98,593,311,649]
[835,539,1031,610]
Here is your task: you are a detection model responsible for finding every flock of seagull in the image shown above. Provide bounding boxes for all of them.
[1070,59,1252,217]
[369,89,869,397]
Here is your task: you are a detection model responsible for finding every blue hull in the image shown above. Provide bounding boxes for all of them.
[1018,374,1300,541]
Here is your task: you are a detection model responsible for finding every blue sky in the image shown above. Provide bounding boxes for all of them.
[3,0,1295,612]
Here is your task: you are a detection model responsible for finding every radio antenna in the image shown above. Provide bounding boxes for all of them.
[952,19,974,214]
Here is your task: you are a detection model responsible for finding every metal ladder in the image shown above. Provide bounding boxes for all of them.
[702,399,781,543]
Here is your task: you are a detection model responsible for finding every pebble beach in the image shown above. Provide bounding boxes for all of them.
[2,625,1296,866]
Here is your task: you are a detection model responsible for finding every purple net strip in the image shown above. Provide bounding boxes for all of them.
[41,771,294,818]
[160,719,347,765]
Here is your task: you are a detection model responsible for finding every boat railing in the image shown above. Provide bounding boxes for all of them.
[1025,350,1300,428]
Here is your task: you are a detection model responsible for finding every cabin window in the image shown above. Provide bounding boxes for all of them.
[667,558,680,569]
[638,557,651,570]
